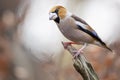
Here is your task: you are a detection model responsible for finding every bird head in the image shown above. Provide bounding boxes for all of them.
[49,5,67,23]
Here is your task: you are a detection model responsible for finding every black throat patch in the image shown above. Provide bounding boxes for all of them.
[54,17,60,23]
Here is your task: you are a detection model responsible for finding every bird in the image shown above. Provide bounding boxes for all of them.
[49,5,112,58]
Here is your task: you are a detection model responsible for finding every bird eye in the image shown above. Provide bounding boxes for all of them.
[54,9,59,14]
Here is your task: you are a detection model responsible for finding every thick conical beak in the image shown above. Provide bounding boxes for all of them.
[49,12,58,20]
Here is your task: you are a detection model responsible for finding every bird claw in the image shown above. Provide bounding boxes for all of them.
[73,50,84,59]
[73,43,87,59]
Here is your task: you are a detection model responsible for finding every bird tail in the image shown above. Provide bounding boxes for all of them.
[93,41,112,52]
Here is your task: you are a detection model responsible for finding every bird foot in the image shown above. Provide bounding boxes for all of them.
[73,50,84,59]
[73,43,87,59]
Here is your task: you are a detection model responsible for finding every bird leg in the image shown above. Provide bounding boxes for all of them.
[62,42,77,49]
[73,43,87,58]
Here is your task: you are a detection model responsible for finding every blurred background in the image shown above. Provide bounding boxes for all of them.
[0,0,120,80]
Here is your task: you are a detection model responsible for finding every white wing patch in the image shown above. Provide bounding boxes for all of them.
[75,21,88,29]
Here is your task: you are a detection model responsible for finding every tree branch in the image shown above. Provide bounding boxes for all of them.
[62,42,99,80]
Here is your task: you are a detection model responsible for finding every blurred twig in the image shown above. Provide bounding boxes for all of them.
[62,42,99,80]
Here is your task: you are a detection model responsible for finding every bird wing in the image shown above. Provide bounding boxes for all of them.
[71,14,106,45]
[71,14,95,33]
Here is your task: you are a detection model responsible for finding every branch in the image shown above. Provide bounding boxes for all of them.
[62,42,99,80]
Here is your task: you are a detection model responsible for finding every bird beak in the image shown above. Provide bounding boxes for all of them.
[49,12,58,20]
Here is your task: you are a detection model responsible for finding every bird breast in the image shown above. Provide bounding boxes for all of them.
[57,17,94,43]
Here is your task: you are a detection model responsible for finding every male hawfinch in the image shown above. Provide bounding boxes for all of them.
[49,5,112,57]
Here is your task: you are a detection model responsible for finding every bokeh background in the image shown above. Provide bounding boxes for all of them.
[0,0,120,80]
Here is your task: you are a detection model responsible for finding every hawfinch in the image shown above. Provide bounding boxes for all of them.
[49,5,112,57]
